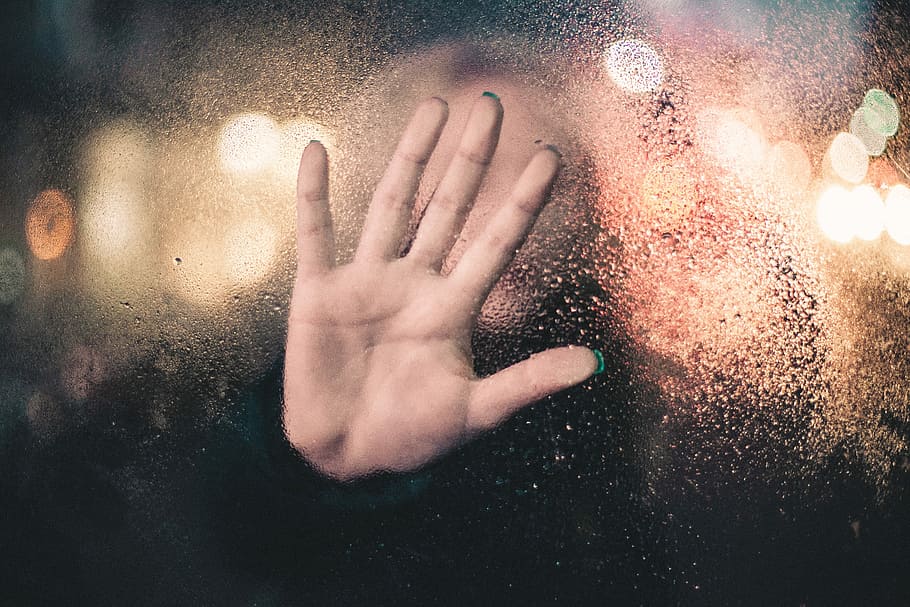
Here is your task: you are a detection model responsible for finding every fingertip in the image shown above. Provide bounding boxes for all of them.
[420,96,450,121]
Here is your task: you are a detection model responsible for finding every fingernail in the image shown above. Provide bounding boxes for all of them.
[541,142,562,159]
[482,91,499,100]
[592,349,605,375]
[309,139,321,144]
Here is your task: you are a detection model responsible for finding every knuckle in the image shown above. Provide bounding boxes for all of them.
[456,147,492,168]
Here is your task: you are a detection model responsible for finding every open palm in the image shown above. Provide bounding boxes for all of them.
[284,94,599,480]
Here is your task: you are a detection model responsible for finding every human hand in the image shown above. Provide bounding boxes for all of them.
[283,93,600,480]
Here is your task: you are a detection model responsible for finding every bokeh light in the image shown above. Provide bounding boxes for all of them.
[816,185,854,243]
[80,182,148,265]
[640,163,699,231]
[0,248,26,304]
[862,88,900,137]
[702,108,767,180]
[849,184,885,241]
[274,118,333,191]
[222,219,278,284]
[849,108,887,157]
[219,113,281,175]
[765,140,812,192]
[827,132,869,184]
[26,189,76,260]
[605,39,663,94]
[885,184,910,245]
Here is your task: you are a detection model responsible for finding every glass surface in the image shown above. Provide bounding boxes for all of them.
[2,0,910,604]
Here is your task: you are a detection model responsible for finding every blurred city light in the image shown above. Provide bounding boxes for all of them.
[640,163,698,231]
[816,185,854,243]
[275,118,333,187]
[605,39,663,94]
[862,88,900,137]
[885,184,910,245]
[219,113,281,175]
[702,108,768,180]
[0,247,26,304]
[79,121,153,280]
[849,184,885,241]
[26,189,76,260]
[827,132,869,184]
[849,108,887,157]
[765,140,812,192]
[223,219,278,284]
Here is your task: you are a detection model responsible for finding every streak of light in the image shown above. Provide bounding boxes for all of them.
[26,189,76,260]
[605,39,663,94]
[862,89,899,138]
[827,132,869,184]
[640,163,699,231]
[885,184,910,245]
[816,185,854,243]
[219,113,281,175]
[0,248,26,304]
[849,185,885,241]
[850,108,887,157]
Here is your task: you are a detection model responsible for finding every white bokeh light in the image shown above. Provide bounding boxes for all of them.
[849,184,885,241]
[817,185,854,243]
[885,184,910,245]
[827,132,869,184]
[605,39,663,94]
[219,113,281,175]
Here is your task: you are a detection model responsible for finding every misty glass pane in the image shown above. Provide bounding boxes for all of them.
[2,0,910,605]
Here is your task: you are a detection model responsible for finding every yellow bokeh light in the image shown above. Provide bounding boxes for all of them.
[219,113,281,175]
[26,189,76,260]
[849,184,885,241]
[885,184,910,245]
[827,132,869,184]
[605,39,663,94]
[816,185,854,243]
[169,217,279,306]
[274,118,333,190]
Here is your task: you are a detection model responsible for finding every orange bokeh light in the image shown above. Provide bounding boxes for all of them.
[640,163,700,231]
[26,189,75,260]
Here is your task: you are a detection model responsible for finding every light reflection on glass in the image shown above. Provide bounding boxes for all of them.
[765,140,812,193]
[817,184,854,243]
[862,88,900,138]
[605,39,663,94]
[850,184,885,241]
[640,163,698,231]
[849,108,887,157]
[26,189,76,261]
[826,132,869,184]
[885,184,910,245]
[219,113,281,176]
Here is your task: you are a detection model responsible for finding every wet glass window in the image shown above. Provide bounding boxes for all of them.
[3,0,910,604]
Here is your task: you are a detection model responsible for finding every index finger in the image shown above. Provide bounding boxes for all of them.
[296,141,335,276]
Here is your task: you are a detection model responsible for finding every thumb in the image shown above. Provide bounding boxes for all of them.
[467,346,602,432]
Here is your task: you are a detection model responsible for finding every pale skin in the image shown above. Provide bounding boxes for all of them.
[284,93,599,480]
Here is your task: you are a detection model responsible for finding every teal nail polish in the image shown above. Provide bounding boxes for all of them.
[309,139,321,144]
[482,91,499,100]
[592,349,605,375]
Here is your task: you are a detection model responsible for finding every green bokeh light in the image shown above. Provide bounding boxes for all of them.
[861,89,900,137]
